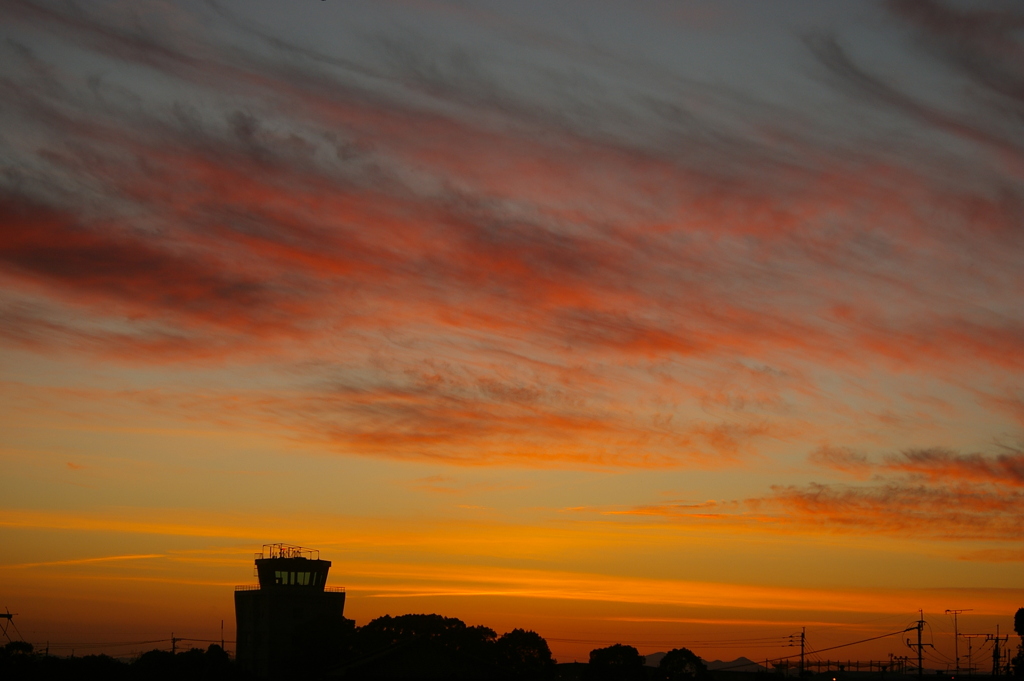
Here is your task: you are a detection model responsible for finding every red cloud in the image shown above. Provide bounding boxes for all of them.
[0,193,280,322]
[763,481,1023,542]
[5,4,1023,375]
[883,447,1024,487]
[3,0,1024,469]
[808,445,872,479]
[589,444,1024,541]
[586,479,1024,543]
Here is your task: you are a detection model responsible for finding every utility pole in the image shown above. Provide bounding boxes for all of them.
[221,619,225,650]
[992,629,1000,677]
[788,629,806,676]
[171,632,177,655]
[801,627,806,677]
[907,611,932,678]
[988,626,1008,677]
[961,634,989,675]
[946,609,971,673]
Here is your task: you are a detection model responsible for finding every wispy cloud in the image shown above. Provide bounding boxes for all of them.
[760,480,1023,542]
[808,446,872,479]
[575,446,1024,544]
[5,553,164,569]
[1,0,1022,470]
[882,447,1024,487]
[341,561,1021,615]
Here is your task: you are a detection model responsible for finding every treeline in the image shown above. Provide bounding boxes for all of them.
[333,613,557,679]
[0,640,233,680]
[8,607,1022,680]
[256,612,705,679]
[0,612,710,680]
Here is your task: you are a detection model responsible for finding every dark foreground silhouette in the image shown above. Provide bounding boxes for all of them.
[0,614,557,680]
[3,606,1021,680]
[0,615,710,680]
[0,641,234,680]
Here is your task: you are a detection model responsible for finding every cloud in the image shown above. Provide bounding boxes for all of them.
[583,480,1024,543]
[984,393,1024,426]
[887,0,1024,108]
[4,553,164,569]
[342,560,1021,615]
[599,499,741,521]
[4,4,1019,350]
[809,36,1016,159]
[808,446,872,479]
[807,443,1024,488]
[882,447,1024,487]
[761,481,1023,542]
[0,192,288,324]
[582,444,1024,543]
[225,380,775,467]
[1,1,1023,468]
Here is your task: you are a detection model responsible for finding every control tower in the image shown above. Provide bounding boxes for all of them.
[235,543,353,677]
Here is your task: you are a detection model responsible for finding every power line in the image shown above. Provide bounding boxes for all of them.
[546,635,791,646]
[715,626,914,672]
[46,639,169,648]
[807,628,915,656]
[36,637,235,650]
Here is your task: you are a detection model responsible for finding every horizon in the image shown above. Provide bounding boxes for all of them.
[2,572,1019,669]
[1,0,1022,671]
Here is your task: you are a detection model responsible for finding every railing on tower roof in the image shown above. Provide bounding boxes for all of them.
[256,543,320,561]
[234,584,344,592]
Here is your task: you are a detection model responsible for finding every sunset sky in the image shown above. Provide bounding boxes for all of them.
[1,0,1022,667]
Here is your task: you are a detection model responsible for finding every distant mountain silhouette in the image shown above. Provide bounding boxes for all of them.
[644,651,666,667]
[706,657,767,672]
[644,654,766,672]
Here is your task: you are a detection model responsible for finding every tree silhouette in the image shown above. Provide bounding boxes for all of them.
[587,643,646,681]
[133,645,232,680]
[1012,607,1023,677]
[660,647,708,681]
[344,613,498,679]
[495,628,556,679]
[2,641,33,656]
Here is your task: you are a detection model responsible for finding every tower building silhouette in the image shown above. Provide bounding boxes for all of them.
[235,544,353,676]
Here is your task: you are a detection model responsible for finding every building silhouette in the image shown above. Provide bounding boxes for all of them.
[235,543,353,677]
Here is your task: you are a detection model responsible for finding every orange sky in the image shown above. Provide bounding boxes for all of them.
[1,0,1022,669]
